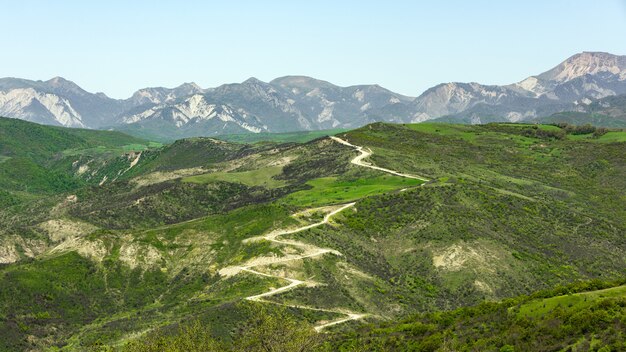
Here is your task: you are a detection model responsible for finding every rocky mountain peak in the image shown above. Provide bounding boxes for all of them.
[242,77,264,86]
[44,76,87,95]
[46,76,71,86]
[176,82,203,93]
[538,52,626,83]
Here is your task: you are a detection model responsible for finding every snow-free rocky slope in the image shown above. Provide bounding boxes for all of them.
[1,52,625,137]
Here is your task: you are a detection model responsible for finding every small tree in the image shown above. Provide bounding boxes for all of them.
[592,127,609,138]
[235,303,322,352]
[123,320,223,352]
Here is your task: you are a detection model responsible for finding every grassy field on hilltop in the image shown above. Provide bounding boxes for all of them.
[281,174,423,207]
[567,130,626,142]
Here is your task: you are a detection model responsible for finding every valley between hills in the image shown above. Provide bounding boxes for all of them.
[0,116,625,351]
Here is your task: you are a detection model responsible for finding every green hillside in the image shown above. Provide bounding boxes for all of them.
[326,279,626,351]
[0,117,161,205]
[0,117,147,161]
[120,279,626,351]
[0,120,624,350]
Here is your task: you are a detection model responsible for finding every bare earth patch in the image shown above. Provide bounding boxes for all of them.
[132,167,206,187]
[38,219,98,242]
[431,239,528,296]
[49,237,108,262]
[0,237,48,264]
[119,242,163,269]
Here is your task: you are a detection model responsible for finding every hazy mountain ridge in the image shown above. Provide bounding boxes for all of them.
[116,76,419,139]
[532,93,626,127]
[413,52,626,122]
[1,52,625,137]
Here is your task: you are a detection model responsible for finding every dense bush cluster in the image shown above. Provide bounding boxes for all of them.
[553,122,610,137]
[326,280,626,352]
[110,304,322,352]
[520,125,566,139]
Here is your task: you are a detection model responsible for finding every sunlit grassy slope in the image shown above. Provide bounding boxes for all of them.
[281,175,423,206]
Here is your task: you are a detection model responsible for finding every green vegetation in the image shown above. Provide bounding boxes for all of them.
[281,175,423,207]
[408,122,567,142]
[0,116,160,203]
[0,156,82,194]
[128,137,249,173]
[121,304,321,352]
[567,130,626,143]
[183,165,287,188]
[341,122,626,226]
[122,320,224,352]
[0,203,301,350]
[0,117,147,161]
[406,122,480,141]
[409,121,625,143]
[69,179,283,229]
[107,280,626,351]
[594,130,626,142]
[518,284,626,318]
[326,279,626,351]
[283,182,625,318]
[0,118,625,350]
[0,251,168,351]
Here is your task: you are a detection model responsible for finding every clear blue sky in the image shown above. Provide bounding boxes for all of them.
[2,0,625,98]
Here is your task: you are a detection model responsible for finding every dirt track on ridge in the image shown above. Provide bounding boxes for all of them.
[218,136,429,331]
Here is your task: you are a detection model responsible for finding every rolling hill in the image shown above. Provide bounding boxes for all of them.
[0,118,624,350]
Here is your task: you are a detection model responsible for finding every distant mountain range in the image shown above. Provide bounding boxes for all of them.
[1,51,625,139]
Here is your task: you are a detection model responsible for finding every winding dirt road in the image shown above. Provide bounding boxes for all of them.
[330,136,429,182]
[218,202,361,330]
[218,136,427,332]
